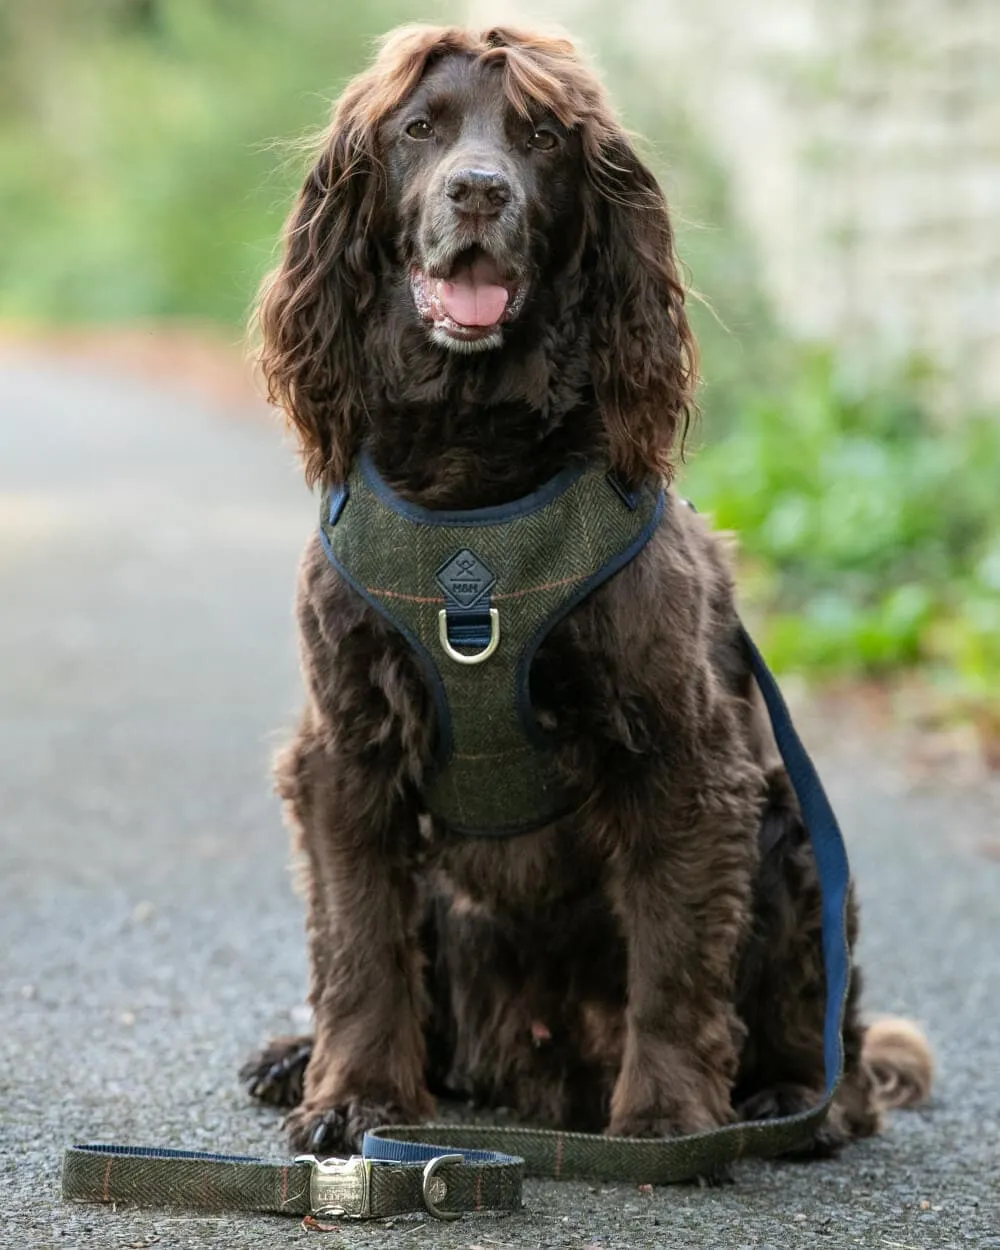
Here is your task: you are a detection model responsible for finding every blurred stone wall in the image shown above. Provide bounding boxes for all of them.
[468,0,1000,412]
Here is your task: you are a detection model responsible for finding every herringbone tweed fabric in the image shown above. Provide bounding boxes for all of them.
[320,458,663,835]
[63,1145,315,1214]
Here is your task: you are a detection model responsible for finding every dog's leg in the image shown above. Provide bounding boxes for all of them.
[276,723,434,1155]
[602,765,761,1138]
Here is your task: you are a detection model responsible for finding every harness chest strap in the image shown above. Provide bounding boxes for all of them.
[318,451,665,837]
[62,627,853,1220]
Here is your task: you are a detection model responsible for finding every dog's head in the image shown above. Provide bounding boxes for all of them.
[257,26,696,485]
[392,40,580,356]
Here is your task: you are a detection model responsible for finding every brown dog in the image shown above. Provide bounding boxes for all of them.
[241,25,932,1159]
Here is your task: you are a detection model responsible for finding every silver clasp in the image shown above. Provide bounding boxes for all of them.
[295,1154,372,1219]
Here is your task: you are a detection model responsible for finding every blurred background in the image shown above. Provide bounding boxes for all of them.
[2,0,998,758]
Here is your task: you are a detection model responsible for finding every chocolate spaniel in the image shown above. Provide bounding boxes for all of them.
[241,25,932,1160]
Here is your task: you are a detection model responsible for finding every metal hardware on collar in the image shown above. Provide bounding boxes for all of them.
[421,1153,464,1220]
[295,1154,372,1219]
[438,607,500,664]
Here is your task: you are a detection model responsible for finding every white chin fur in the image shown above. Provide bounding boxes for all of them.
[430,325,503,354]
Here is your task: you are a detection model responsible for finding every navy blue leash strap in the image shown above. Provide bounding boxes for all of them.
[64,623,851,1214]
[741,625,850,1093]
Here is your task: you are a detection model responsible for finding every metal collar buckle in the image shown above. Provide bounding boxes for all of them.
[295,1154,372,1219]
[422,1153,464,1220]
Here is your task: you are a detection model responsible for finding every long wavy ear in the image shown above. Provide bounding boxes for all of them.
[254,112,383,486]
[584,130,698,484]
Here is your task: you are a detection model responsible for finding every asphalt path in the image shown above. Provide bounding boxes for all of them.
[1,354,997,1248]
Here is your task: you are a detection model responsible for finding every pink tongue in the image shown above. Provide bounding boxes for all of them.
[438,264,509,328]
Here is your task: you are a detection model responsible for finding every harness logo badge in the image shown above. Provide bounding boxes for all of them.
[436,549,497,607]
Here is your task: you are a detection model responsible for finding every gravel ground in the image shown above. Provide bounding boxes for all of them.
[0,355,997,1249]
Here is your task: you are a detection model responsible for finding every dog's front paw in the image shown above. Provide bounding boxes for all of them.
[285,1098,413,1156]
[609,1039,735,1142]
[240,1035,313,1109]
[609,1071,735,1141]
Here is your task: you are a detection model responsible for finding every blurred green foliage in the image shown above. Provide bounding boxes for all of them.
[605,50,1000,713]
[1,2,997,710]
[0,0,439,323]
[684,353,1000,703]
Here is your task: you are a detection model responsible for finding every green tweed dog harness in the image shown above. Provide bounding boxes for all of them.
[318,449,664,836]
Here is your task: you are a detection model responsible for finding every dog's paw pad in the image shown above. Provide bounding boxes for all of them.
[239,1035,313,1109]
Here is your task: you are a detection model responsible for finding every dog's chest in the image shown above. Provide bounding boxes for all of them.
[431,817,606,915]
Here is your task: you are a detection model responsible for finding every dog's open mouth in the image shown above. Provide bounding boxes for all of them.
[411,247,526,347]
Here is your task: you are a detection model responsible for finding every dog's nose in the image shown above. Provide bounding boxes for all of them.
[445,168,511,215]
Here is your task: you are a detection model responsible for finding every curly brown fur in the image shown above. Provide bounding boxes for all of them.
[242,23,931,1160]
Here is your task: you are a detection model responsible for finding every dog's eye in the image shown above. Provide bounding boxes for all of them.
[527,128,558,152]
[406,119,434,141]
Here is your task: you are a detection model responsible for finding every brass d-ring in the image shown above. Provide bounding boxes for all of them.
[438,608,500,665]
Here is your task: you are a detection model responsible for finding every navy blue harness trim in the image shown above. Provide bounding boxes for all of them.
[359,448,586,526]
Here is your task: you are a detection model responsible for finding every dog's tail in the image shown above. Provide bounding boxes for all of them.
[862,1017,934,1111]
